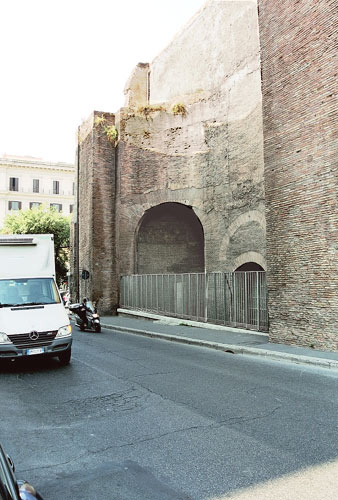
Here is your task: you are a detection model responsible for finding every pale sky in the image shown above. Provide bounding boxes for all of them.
[1,0,206,164]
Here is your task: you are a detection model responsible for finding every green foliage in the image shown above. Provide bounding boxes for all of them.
[1,206,70,286]
[105,125,118,143]
[172,103,187,116]
[94,114,118,144]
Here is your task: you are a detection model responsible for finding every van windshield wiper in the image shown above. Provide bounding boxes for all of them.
[24,302,45,306]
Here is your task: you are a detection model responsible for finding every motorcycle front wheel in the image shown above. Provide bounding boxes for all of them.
[94,323,101,333]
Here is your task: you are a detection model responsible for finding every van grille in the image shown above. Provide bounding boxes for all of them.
[7,331,57,349]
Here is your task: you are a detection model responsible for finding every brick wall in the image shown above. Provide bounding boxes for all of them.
[76,112,118,314]
[258,0,338,350]
[137,203,204,274]
[74,1,266,319]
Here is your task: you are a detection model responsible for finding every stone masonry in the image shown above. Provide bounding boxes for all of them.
[115,0,266,279]
[258,0,338,350]
[71,111,118,314]
[71,0,338,351]
[72,0,266,320]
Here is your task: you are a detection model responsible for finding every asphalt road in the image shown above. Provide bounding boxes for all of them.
[1,325,337,499]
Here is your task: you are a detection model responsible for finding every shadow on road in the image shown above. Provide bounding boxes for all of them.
[0,356,71,374]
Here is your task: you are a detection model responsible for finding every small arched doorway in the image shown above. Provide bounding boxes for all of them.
[136,202,204,274]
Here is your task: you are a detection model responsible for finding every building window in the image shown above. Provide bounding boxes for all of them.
[69,204,74,213]
[72,182,75,195]
[50,203,62,212]
[8,201,22,210]
[9,177,19,191]
[53,180,60,194]
[30,202,41,209]
[33,179,40,193]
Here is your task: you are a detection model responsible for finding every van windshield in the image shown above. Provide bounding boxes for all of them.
[0,278,61,307]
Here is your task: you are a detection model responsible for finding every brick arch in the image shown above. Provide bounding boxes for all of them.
[232,252,267,272]
[135,202,205,274]
[219,210,266,263]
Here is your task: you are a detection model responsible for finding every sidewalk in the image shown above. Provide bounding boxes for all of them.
[100,309,338,371]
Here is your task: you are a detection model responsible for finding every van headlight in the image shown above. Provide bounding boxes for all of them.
[0,332,11,344]
[56,325,72,338]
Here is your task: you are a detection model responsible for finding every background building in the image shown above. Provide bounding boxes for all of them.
[0,155,75,227]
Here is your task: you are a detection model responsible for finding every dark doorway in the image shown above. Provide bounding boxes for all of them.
[136,203,204,274]
[235,262,264,272]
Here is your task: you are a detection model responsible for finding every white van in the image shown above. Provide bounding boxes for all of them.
[0,234,72,365]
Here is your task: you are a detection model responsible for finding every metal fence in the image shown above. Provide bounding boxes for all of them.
[120,272,268,332]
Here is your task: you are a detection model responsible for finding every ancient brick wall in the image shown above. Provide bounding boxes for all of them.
[258,0,338,349]
[137,203,204,274]
[75,111,118,314]
[74,0,266,320]
[116,0,266,280]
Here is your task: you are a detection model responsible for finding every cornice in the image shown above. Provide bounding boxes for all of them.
[0,159,75,173]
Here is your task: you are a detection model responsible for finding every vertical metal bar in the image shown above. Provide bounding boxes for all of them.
[205,272,208,322]
[245,272,248,328]
[214,273,217,322]
[174,274,177,316]
[257,271,260,331]
[121,277,123,307]
[223,273,227,325]
[162,274,164,313]
[196,274,200,321]
[233,273,237,326]
[182,274,184,318]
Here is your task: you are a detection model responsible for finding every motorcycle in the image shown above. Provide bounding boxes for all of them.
[69,298,101,332]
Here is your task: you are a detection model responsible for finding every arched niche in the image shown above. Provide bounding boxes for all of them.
[235,262,265,272]
[136,202,204,274]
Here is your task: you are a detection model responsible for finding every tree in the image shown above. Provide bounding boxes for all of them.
[1,206,70,286]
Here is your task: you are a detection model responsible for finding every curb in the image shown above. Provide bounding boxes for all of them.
[101,323,338,371]
[116,308,268,338]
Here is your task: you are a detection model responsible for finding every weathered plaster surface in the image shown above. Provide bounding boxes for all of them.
[116,0,265,278]
[75,0,265,319]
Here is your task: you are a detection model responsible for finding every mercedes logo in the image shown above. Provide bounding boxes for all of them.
[29,331,39,341]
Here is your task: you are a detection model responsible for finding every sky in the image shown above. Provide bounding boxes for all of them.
[1,0,206,164]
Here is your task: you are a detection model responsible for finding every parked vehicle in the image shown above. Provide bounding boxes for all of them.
[0,234,72,365]
[69,298,101,332]
[0,443,43,499]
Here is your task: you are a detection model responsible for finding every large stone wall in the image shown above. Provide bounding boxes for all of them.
[116,0,265,278]
[150,0,260,104]
[74,0,266,326]
[258,0,338,350]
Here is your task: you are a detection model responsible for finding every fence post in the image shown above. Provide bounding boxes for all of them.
[204,272,208,322]
[214,273,218,322]
[223,273,226,325]
[197,274,200,321]
[257,272,260,331]
[244,272,248,328]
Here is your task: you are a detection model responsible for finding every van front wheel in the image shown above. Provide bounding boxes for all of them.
[58,350,71,365]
